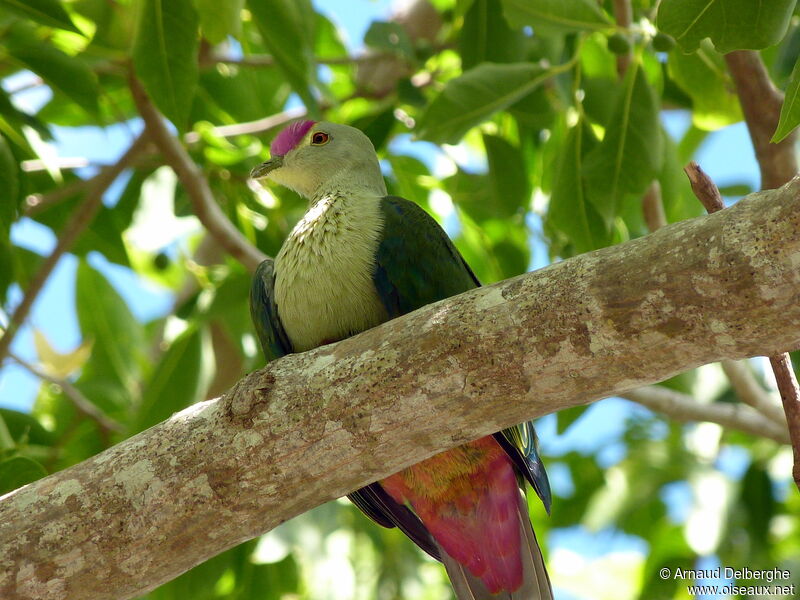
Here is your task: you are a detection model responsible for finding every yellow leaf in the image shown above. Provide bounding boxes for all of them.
[33,329,93,379]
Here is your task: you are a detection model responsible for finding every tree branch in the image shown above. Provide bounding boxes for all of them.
[182,107,307,145]
[8,352,124,434]
[684,161,724,212]
[203,53,375,68]
[768,354,800,485]
[23,179,90,217]
[687,156,800,489]
[612,0,633,76]
[621,385,789,444]
[720,359,785,426]
[641,180,666,232]
[129,73,267,273]
[1,180,800,600]
[724,50,797,190]
[0,131,151,363]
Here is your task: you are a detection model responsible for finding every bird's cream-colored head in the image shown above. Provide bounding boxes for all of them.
[251,121,387,200]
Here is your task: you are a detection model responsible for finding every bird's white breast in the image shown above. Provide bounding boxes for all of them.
[274,193,388,352]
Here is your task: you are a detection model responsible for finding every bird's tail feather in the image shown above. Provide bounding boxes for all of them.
[516,493,553,600]
[438,493,552,600]
[440,548,499,600]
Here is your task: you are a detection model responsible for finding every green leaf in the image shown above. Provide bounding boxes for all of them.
[483,133,529,217]
[446,170,494,223]
[658,129,704,225]
[416,62,547,144]
[0,412,15,449]
[0,86,49,137]
[199,64,289,124]
[0,456,48,495]
[547,120,611,254]
[0,240,14,306]
[364,21,415,62]
[460,0,525,69]
[351,108,396,151]
[147,543,239,600]
[72,207,131,267]
[135,326,212,433]
[247,0,319,115]
[740,462,775,553]
[501,0,612,34]
[314,12,347,60]
[76,260,144,394]
[0,409,54,446]
[0,134,18,229]
[490,230,529,277]
[555,405,589,434]
[133,0,200,130]
[0,0,81,33]
[657,0,796,53]
[72,0,137,51]
[773,56,800,142]
[192,0,244,44]
[716,182,753,197]
[387,154,431,210]
[667,41,742,130]
[582,62,663,224]
[6,29,99,116]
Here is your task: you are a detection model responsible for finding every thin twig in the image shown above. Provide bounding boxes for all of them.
[699,50,800,484]
[23,180,90,216]
[684,161,724,212]
[641,180,666,232]
[183,107,307,145]
[685,158,800,488]
[129,73,267,273]
[612,1,664,236]
[5,75,45,94]
[8,352,124,434]
[724,50,798,190]
[23,154,164,217]
[612,0,633,76]
[721,360,786,426]
[0,131,152,364]
[20,158,92,172]
[622,386,789,444]
[769,355,800,486]
[204,53,375,69]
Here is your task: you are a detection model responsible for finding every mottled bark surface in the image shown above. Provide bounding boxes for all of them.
[2,179,800,600]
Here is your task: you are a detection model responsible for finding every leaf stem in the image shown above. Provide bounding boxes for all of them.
[129,71,267,273]
[8,352,124,434]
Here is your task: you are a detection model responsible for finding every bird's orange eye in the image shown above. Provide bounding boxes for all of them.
[311,132,330,145]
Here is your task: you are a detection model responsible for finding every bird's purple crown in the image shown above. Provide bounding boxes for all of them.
[270,120,316,156]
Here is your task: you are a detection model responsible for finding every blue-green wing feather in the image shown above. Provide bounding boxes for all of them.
[249,259,292,361]
[374,196,480,316]
[495,424,552,514]
[375,196,551,511]
[349,484,441,560]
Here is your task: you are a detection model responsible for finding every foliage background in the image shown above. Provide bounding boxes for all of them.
[1,0,799,599]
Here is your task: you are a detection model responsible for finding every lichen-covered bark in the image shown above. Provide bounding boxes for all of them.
[2,179,800,600]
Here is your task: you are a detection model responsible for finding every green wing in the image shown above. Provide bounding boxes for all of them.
[495,422,552,514]
[249,259,292,361]
[374,196,480,314]
[374,196,551,512]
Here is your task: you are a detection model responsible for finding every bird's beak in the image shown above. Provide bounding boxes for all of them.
[250,155,284,179]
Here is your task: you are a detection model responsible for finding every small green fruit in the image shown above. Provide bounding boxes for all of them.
[607,32,632,55]
[652,32,676,52]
